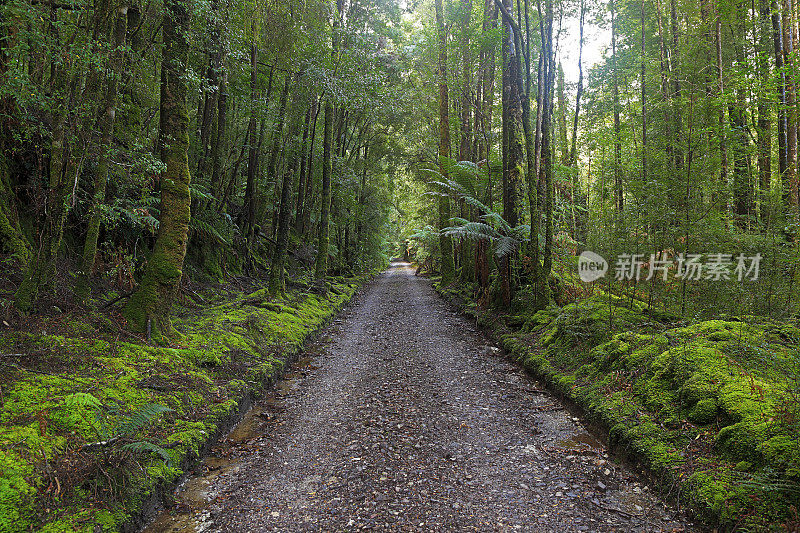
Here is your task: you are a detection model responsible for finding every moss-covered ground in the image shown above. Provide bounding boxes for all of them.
[437,281,800,532]
[0,275,365,532]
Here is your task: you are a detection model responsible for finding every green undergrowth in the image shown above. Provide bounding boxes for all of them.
[436,282,800,531]
[0,275,365,532]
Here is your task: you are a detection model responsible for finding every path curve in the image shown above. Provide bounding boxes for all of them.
[147,262,696,532]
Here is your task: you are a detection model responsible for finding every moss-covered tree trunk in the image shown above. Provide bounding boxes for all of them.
[268,78,300,295]
[123,0,191,338]
[314,99,334,280]
[75,3,129,301]
[315,0,345,280]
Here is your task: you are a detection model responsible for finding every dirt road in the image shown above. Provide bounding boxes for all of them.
[145,262,696,532]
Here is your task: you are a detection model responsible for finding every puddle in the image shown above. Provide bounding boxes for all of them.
[555,431,604,452]
[141,452,236,533]
[142,353,319,532]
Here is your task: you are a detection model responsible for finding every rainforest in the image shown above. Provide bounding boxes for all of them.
[1,0,799,530]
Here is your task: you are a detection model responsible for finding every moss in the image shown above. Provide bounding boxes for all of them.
[0,451,35,533]
[688,398,718,425]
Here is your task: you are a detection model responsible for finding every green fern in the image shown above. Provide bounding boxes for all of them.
[64,392,103,409]
[121,441,173,467]
[432,174,530,259]
[190,216,232,246]
[114,403,173,439]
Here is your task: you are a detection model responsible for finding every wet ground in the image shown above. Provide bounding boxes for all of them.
[143,262,697,532]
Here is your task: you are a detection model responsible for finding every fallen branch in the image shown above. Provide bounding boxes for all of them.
[101,289,135,309]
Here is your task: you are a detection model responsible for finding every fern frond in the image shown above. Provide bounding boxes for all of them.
[481,210,512,233]
[188,183,218,203]
[442,222,497,242]
[461,195,494,217]
[64,393,102,409]
[495,235,519,258]
[121,441,174,466]
[115,404,173,439]
[190,217,232,246]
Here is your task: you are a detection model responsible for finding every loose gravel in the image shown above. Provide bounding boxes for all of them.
[144,262,697,532]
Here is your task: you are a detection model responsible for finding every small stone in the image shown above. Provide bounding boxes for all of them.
[597,481,607,490]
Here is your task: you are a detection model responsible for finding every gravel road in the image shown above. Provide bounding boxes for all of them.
[144,262,697,532]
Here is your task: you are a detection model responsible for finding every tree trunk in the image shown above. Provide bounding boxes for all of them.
[269,79,302,295]
[294,103,313,234]
[460,0,473,163]
[268,74,292,239]
[435,0,456,284]
[242,45,266,247]
[123,0,192,338]
[783,0,799,214]
[314,100,334,280]
[568,0,584,166]
[75,2,129,301]
[500,0,522,305]
[209,1,229,203]
[757,0,773,225]
[298,98,321,234]
[611,0,623,212]
[556,63,569,164]
[772,0,788,196]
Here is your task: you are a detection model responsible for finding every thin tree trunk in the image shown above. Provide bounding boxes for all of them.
[556,63,569,164]
[772,0,788,196]
[269,77,302,295]
[209,1,229,203]
[568,0,584,166]
[758,0,773,225]
[299,97,321,234]
[314,97,334,279]
[611,0,623,212]
[268,74,292,239]
[75,2,129,301]
[783,0,799,213]
[294,103,313,233]
[242,46,266,247]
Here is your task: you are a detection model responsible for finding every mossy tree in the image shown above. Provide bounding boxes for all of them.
[123,0,192,338]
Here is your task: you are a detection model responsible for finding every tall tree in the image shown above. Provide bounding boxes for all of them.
[123,0,192,337]
[315,0,346,280]
[435,0,456,284]
[75,1,129,300]
[611,0,623,212]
